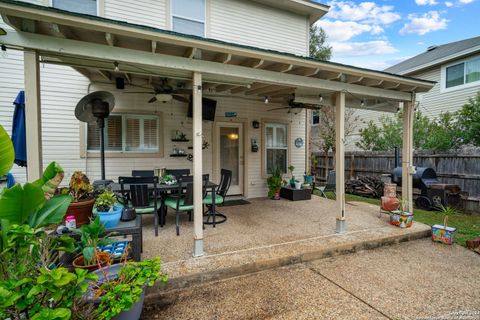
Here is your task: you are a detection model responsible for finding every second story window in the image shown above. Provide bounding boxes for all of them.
[172,0,205,37]
[445,56,480,89]
[312,111,320,126]
[52,0,97,15]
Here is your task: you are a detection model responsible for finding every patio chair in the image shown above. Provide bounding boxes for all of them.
[119,176,160,236]
[165,175,209,236]
[313,170,336,199]
[131,170,154,177]
[203,169,232,226]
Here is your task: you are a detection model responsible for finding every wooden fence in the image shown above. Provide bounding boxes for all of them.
[313,149,480,199]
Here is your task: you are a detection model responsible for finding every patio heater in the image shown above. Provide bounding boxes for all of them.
[75,91,115,180]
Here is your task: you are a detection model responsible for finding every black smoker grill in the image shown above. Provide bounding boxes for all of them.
[391,148,462,210]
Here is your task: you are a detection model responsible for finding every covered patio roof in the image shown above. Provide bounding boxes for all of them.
[0,0,434,112]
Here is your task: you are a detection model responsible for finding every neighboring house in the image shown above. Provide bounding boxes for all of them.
[309,35,480,152]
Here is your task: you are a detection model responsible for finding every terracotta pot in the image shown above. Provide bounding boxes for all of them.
[381,196,400,211]
[73,251,111,272]
[66,198,95,227]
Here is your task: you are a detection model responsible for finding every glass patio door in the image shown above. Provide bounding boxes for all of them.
[216,123,244,195]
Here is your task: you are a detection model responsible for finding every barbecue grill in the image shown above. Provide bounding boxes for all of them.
[391,148,463,210]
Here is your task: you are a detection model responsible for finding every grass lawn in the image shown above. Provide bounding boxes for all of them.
[314,191,480,247]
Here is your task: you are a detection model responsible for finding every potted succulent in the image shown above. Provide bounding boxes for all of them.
[431,205,459,245]
[87,257,167,320]
[94,190,122,228]
[73,216,114,272]
[162,174,177,185]
[389,197,414,228]
[267,166,283,200]
[288,165,295,188]
[60,171,95,226]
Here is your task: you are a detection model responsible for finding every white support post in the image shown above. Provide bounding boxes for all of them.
[24,50,43,181]
[192,72,204,257]
[335,91,346,233]
[402,101,414,212]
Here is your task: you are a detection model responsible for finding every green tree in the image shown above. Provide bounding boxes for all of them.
[457,92,480,146]
[356,110,462,151]
[309,25,332,61]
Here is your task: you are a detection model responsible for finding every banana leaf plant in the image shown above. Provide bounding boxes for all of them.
[0,124,72,250]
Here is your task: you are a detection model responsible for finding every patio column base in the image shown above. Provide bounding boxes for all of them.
[193,239,205,257]
[336,219,346,234]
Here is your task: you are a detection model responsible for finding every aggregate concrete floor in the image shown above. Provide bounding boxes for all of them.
[140,196,400,262]
[142,239,480,320]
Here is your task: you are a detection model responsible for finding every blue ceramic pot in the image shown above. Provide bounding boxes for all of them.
[94,205,122,228]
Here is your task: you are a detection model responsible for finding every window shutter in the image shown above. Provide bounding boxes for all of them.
[87,122,100,150]
[107,116,122,150]
[126,117,140,151]
[143,118,158,150]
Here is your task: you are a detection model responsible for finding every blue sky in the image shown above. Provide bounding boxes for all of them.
[314,0,480,70]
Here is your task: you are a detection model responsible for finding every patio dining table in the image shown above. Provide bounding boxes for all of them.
[110,180,220,227]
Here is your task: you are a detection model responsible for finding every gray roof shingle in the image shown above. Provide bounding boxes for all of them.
[385,36,480,75]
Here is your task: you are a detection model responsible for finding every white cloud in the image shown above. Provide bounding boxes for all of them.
[415,0,439,5]
[326,1,401,25]
[445,1,454,6]
[459,0,474,3]
[444,0,474,6]
[316,20,384,42]
[330,41,398,57]
[399,11,448,35]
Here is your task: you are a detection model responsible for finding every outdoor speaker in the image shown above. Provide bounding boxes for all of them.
[115,77,125,90]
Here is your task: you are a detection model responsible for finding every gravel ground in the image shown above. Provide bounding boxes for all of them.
[142,239,480,320]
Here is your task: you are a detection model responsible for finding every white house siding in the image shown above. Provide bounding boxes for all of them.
[104,0,167,29]
[85,84,306,198]
[209,0,309,56]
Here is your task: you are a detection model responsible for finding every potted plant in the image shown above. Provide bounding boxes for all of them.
[87,257,167,320]
[303,171,314,186]
[267,166,283,200]
[60,171,95,226]
[431,205,459,245]
[288,164,295,188]
[294,179,302,190]
[389,197,414,228]
[73,216,114,272]
[94,190,122,228]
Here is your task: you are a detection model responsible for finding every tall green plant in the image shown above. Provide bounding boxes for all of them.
[457,92,480,146]
[0,124,14,178]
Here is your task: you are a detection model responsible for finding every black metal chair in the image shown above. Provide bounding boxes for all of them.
[131,170,154,177]
[119,176,160,236]
[165,169,190,179]
[164,175,208,236]
[203,169,232,226]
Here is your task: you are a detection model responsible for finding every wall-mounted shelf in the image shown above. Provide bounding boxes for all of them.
[169,154,188,157]
[171,139,190,142]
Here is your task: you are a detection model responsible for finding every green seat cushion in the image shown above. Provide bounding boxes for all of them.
[129,200,157,214]
[165,198,194,211]
[202,194,224,205]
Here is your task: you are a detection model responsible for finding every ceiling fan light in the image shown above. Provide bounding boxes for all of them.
[155,93,173,103]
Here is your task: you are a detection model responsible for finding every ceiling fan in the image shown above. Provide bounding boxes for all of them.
[124,79,190,103]
[268,99,321,113]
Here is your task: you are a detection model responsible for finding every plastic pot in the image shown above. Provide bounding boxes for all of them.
[94,205,123,228]
[73,251,111,272]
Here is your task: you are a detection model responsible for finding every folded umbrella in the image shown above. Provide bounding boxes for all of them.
[11,90,27,167]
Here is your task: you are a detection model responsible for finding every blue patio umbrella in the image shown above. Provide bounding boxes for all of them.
[11,90,27,167]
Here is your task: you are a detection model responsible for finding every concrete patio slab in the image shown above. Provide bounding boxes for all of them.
[139,196,431,297]
[142,239,480,320]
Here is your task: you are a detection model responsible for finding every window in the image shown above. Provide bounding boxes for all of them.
[52,0,97,15]
[312,110,320,126]
[445,56,480,89]
[172,0,205,37]
[265,123,288,175]
[87,114,159,153]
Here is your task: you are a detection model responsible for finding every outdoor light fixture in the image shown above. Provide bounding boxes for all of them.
[155,93,173,103]
[319,94,323,103]
[113,61,119,72]
[360,99,365,107]
[264,96,269,104]
[0,44,7,58]
[227,132,239,140]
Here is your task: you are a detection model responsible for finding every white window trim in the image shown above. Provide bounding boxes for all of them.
[264,122,289,175]
[170,0,206,37]
[441,54,480,93]
[49,0,99,15]
[86,113,160,154]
